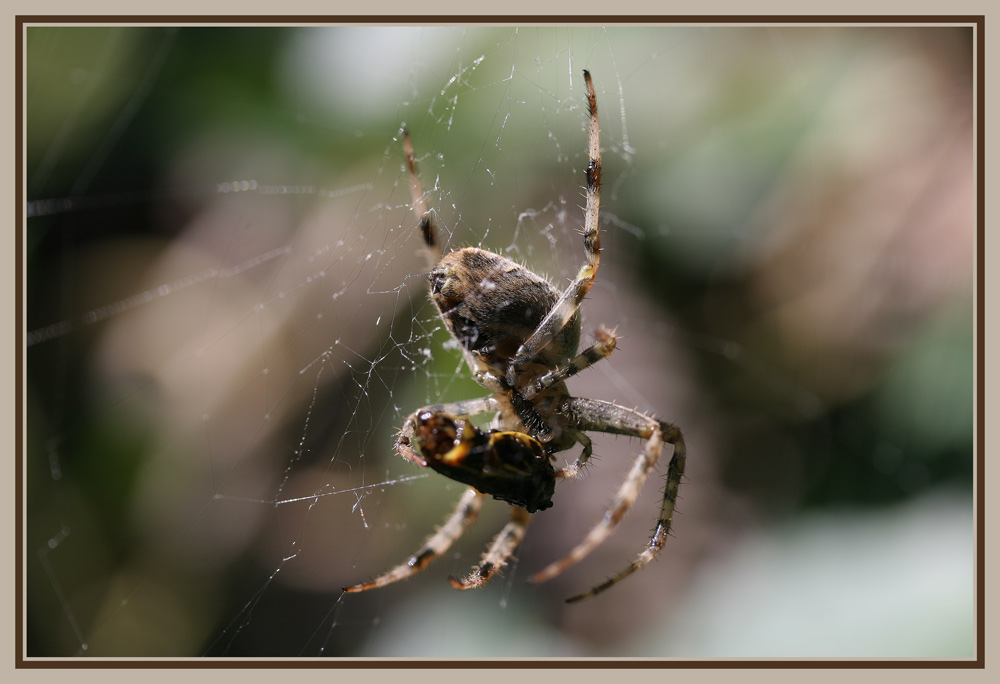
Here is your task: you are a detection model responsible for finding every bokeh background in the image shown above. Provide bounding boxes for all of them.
[25,25,976,658]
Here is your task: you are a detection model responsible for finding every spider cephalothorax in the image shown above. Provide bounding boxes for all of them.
[344,71,686,603]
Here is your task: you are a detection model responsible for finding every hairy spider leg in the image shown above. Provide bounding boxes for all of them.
[522,326,617,400]
[343,488,484,593]
[554,431,592,480]
[528,397,686,603]
[403,129,443,266]
[507,70,602,387]
[343,397,501,594]
[563,421,685,603]
[521,325,617,480]
[448,506,532,590]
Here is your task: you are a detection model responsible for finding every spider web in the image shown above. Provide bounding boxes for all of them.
[23,24,977,659]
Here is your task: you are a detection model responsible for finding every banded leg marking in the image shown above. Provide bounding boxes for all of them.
[530,397,686,603]
[506,70,603,386]
[449,506,532,590]
[343,488,484,593]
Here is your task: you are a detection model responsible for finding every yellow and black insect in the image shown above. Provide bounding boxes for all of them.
[412,411,556,514]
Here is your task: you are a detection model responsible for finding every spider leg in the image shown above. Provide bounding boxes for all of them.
[448,506,532,590]
[402,130,443,266]
[528,397,686,603]
[563,424,684,603]
[343,488,484,593]
[506,70,602,386]
[396,396,501,466]
[522,326,617,400]
[553,430,592,480]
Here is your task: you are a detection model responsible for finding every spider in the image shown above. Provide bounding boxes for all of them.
[344,71,686,603]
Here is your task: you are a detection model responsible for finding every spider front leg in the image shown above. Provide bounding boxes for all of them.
[529,397,686,603]
[402,128,443,266]
[507,70,602,386]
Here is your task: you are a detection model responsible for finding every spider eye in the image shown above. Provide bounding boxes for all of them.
[429,271,446,296]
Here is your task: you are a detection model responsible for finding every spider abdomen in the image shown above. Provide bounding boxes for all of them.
[429,247,580,370]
